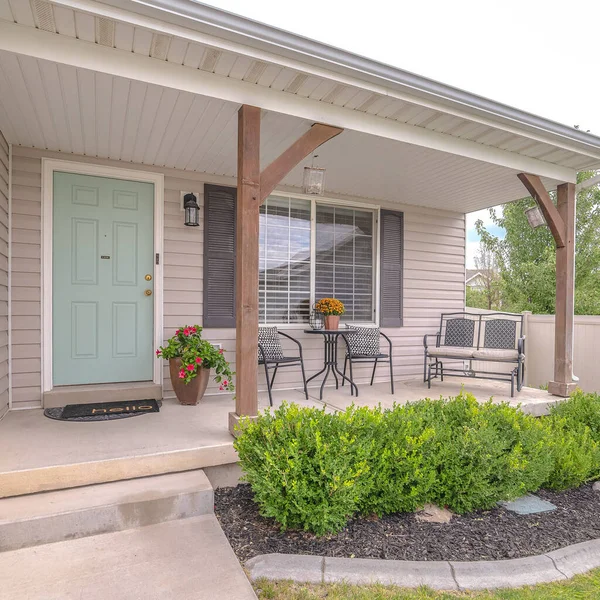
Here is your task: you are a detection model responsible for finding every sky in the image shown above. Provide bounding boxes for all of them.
[203,0,600,267]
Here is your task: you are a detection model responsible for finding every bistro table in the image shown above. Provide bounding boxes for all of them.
[304,329,359,400]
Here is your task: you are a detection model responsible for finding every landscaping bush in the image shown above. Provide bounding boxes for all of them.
[423,396,553,513]
[357,401,436,516]
[548,390,600,441]
[235,392,564,534]
[543,417,600,490]
[541,392,600,490]
[234,403,377,535]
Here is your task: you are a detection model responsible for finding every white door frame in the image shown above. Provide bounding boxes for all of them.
[41,158,164,392]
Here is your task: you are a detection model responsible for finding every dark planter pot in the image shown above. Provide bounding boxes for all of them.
[169,358,211,405]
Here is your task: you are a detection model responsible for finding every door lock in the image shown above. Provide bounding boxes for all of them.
[144,289,152,296]
[145,274,152,281]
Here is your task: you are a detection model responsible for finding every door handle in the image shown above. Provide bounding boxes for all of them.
[145,274,152,281]
[145,289,152,296]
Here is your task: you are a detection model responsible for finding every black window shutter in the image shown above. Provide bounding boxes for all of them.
[380,210,404,327]
[203,184,237,328]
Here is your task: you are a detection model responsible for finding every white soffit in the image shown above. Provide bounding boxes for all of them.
[0,52,561,213]
[0,0,598,176]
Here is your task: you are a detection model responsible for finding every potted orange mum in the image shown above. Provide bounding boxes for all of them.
[156,325,234,405]
[315,298,345,330]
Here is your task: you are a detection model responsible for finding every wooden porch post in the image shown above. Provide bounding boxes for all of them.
[549,182,577,396]
[517,174,577,397]
[229,105,261,434]
[229,105,343,434]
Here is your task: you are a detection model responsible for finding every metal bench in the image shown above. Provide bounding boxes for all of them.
[423,312,525,397]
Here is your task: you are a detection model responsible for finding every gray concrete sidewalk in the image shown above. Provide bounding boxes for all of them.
[0,514,257,600]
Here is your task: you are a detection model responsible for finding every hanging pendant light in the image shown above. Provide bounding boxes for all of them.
[525,205,546,229]
[302,154,326,196]
[183,193,200,227]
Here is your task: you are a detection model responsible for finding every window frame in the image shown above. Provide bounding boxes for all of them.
[260,192,380,328]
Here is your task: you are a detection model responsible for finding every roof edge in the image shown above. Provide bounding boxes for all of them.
[110,0,600,154]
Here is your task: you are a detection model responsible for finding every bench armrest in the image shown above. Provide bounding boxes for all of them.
[518,335,526,356]
[423,332,441,349]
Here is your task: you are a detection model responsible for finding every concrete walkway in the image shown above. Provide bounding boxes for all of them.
[0,514,257,600]
[246,539,600,591]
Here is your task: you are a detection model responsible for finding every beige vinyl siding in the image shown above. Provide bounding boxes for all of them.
[201,200,466,394]
[0,132,8,418]
[10,147,465,405]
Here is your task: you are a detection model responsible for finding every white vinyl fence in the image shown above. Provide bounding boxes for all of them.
[467,308,600,392]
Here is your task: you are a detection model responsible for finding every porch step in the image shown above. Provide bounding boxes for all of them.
[0,514,257,600]
[43,381,162,408]
[0,469,213,552]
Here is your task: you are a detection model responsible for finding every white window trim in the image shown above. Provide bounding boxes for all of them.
[261,193,380,328]
[41,159,164,393]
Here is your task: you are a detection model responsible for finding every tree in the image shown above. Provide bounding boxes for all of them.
[475,171,600,315]
[466,245,502,310]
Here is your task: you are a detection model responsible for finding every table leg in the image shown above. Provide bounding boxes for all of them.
[333,336,358,396]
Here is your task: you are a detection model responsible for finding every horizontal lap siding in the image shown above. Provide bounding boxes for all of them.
[0,132,8,418]
[11,147,465,405]
[11,148,210,407]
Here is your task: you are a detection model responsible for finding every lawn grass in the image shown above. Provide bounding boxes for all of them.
[252,568,600,599]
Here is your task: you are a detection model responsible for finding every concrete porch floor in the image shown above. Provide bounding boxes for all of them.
[0,378,559,498]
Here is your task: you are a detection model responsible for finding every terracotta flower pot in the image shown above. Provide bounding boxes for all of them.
[324,315,340,330]
[169,358,210,405]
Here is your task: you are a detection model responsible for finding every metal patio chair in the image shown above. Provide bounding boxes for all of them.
[341,326,394,394]
[258,327,309,406]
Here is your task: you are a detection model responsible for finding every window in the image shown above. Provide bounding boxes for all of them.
[259,197,312,324]
[259,196,376,325]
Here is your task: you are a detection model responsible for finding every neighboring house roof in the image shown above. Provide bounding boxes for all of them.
[466,270,483,284]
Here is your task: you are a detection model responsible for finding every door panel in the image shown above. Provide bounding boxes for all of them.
[53,172,154,385]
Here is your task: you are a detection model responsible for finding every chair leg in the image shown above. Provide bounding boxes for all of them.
[389,357,394,395]
[263,362,273,407]
[427,363,431,389]
[348,357,355,396]
[440,362,444,382]
[423,352,428,383]
[270,365,279,389]
[370,358,378,386]
[300,357,309,400]
[342,356,348,386]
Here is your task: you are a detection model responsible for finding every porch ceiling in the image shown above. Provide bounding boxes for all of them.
[0,50,565,212]
[1,0,600,177]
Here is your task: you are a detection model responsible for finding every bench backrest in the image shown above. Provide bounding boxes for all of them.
[439,312,523,350]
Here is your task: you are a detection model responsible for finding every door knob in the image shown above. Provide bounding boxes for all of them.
[145,274,152,281]
[145,289,152,296]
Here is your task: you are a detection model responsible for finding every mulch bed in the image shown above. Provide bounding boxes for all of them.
[214,483,600,563]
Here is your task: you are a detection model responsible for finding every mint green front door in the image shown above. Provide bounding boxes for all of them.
[53,172,155,386]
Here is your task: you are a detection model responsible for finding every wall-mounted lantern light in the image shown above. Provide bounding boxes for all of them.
[183,193,200,227]
[525,205,546,229]
[302,154,326,196]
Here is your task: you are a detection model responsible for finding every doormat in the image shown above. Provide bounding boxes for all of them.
[44,400,160,422]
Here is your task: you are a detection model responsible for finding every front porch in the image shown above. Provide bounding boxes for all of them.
[0,378,556,499]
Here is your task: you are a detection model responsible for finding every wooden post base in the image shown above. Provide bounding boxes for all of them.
[228,411,258,437]
[547,381,578,397]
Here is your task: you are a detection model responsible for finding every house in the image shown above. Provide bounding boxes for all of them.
[466,269,488,291]
[0,3,596,444]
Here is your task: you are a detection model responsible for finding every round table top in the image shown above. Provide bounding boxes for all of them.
[303,328,357,335]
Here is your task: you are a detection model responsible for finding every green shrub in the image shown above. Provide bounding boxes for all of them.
[234,403,376,535]
[358,402,436,516]
[548,390,600,441]
[543,417,600,490]
[423,395,552,513]
[234,392,600,535]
